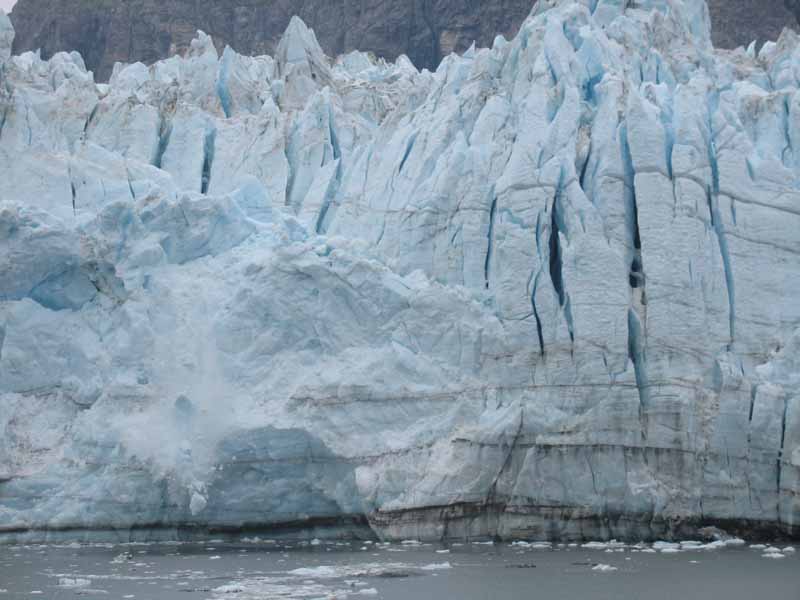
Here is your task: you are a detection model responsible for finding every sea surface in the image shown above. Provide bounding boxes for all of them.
[0,538,798,599]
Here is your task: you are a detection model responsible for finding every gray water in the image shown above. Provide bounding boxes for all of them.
[0,539,798,599]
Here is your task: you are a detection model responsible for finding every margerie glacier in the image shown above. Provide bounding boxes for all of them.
[0,0,799,543]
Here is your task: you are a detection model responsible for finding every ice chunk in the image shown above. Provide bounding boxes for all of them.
[57,578,91,588]
[289,566,341,577]
[189,491,207,515]
[420,562,452,570]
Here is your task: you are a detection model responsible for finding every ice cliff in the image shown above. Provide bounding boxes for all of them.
[0,0,799,543]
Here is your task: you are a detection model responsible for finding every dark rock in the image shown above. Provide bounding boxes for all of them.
[707,0,798,49]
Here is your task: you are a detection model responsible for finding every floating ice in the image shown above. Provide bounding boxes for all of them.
[289,566,341,578]
[582,542,610,550]
[653,542,681,552]
[420,562,452,571]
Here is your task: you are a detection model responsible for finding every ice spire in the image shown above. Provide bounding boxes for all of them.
[274,16,333,109]
[275,16,331,83]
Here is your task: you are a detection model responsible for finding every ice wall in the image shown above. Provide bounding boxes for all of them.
[0,0,798,542]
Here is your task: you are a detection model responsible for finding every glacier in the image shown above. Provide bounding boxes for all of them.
[0,0,799,543]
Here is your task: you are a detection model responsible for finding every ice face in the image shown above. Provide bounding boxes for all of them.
[0,9,12,64]
[0,0,799,543]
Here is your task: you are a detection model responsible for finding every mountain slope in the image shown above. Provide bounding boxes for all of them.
[6,0,800,81]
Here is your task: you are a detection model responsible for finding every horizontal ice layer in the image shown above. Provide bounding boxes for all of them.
[0,0,799,542]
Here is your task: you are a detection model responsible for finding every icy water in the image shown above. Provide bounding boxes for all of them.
[0,539,798,599]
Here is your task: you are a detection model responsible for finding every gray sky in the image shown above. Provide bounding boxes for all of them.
[0,0,16,13]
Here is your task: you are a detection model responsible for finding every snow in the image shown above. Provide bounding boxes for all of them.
[0,0,799,544]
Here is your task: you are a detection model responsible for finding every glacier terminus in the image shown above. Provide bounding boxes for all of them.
[0,0,799,543]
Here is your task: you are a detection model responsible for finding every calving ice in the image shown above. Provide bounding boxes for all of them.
[0,0,798,543]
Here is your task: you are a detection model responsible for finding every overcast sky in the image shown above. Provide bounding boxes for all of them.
[0,0,16,13]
